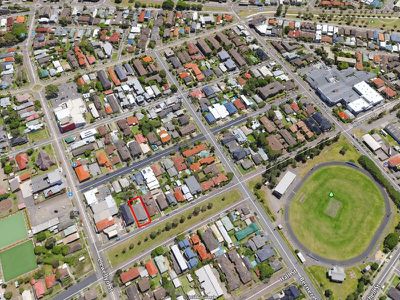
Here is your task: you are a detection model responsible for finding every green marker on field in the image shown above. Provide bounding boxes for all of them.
[329,192,334,198]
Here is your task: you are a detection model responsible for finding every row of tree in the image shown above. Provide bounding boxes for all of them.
[162,0,202,11]
[358,155,400,208]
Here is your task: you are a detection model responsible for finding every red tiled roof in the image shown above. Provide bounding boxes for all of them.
[194,244,211,261]
[388,154,400,168]
[383,87,397,98]
[15,152,28,170]
[201,180,215,191]
[95,218,115,232]
[120,267,140,284]
[372,77,385,88]
[45,274,56,289]
[191,234,200,245]
[190,162,201,172]
[182,144,207,157]
[174,187,185,202]
[212,173,228,185]
[172,155,187,171]
[127,116,138,126]
[199,156,215,165]
[233,99,245,110]
[33,280,46,299]
[145,260,158,277]
[74,165,91,182]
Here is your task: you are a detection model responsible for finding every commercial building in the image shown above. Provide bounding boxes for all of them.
[54,98,87,133]
[273,171,296,198]
[362,134,381,152]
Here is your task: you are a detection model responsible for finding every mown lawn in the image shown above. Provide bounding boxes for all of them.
[289,165,385,261]
[0,240,37,281]
[107,189,243,266]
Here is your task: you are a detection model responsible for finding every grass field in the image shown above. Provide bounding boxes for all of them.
[0,212,28,249]
[107,189,242,266]
[289,165,385,261]
[0,240,37,281]
[307,265,362,300]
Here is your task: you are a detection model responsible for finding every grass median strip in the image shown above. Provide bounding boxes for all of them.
[107,189,243,267]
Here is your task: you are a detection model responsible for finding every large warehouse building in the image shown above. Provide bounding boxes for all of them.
[273,171,297,198]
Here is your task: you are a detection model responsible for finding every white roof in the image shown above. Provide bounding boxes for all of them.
[31,217,59,234]
[84,188,99,206]
[362,134,381,151]
[80,128,97,139]
[210,224,224,243]
[171,244,188,272]
[22,290,33,300]
[195,265,224,298]
[273,171,296,196]
[216,220,233,248]
[353,81,383,105]
[209,103,229,120]
[347,98,370,114]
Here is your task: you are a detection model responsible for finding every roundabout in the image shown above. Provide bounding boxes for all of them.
[286,162,390,265]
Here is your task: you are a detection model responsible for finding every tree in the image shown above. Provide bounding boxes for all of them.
[36,231,47,242]
[4,292,12,300]
[84,150,92,157]
[34,246,47,255]
[45,84,59,99]
[275,5,282,17]
[162,0,174,10]
[325,289,333,297]
[170,84,178,93]
[371,262,379,271]
[258,262,274,280]
[338,61,349,70]
[45,237,56,250]
[193,207,200,216]
[384,232,399,251]
[151,246,165,257]
[3,164,12,174]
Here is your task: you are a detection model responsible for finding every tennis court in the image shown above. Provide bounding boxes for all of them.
[0,211,28,249]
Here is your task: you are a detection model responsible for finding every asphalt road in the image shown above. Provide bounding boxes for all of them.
[284,161,391,266]
[79,100,276,192]
[53,273,98,300]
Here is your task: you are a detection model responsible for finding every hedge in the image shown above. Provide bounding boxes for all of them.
[358,155,400,208]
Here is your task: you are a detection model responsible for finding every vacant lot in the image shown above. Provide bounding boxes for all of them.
[289,165,385,261]
[0,240,37,281]
[107,189,243,267]
[0,211,28,249]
